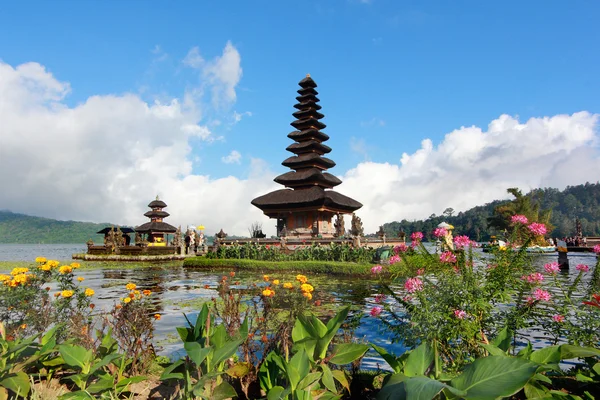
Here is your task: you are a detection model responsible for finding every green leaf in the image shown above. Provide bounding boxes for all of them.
[523,381,550,399]
[176,326,191,342]
[377,373,408,400]
[320,364,336,393]
[210,324,228,350]
[329,343,369,365]
[259,352,284,392]
[491,326,513,352]
[560,345,600,360]
[405,376,466,400]
[58,391,95,400]
[194,303,210,340]
[267,386,288,400]
[59,344,93,372]
[479,344,506,357]
[115,376,146,393]
[184,342,212,366]
[88,353,121,376]
[372,344,402,373]
[226,362,251,378]
[211,338,244,370]
[160,359,184,381]
[42,356,65,367]
[450,356,539,400]
[404,343,434,377]
[533,373,552,385]
[332,370,350,394]
[0,372,30,397]
[530,346,561,364]
[298,371,323,391]
[517,342,533,359]
[326,306,350,332]
[212,381,238,400]
[576,373,594,382]
[86,373,114,394]
[287,348,309,390]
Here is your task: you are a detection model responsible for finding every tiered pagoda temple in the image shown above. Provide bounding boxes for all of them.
[251,75,362,238]
[135,196,177,243]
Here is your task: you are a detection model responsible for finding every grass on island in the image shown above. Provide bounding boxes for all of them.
[0,260,183,271]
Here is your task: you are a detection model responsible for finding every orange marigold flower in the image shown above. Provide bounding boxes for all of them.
[125,283,136,290]
[272,279,280,285]
[134,290,140,295]
[229,271,236,277]
[296,274,308,284]
[10,267,28,276]
[314,300,322,306]
[263,275,270,282]
[20,324,27,330]
[204,284,210,289]
[115,304,122,309]
[47,260,60,268]
[302,292,313,300]
[154,314,161,320]
[8,280,18,288]
[262,288,275,297]
[40,264,52,271]
[77,277,85,282]
[128,293,135,299]
[90,303,96,309]
[58,265,73,274]
[143,290,151,296]
[61,290,74,298]
[70,262,81,269]
[54,292,61,297]
[84,288,94,297]
[35,257,47,263]
[261,334,268,343]
[123,297,132,304]
[283,282,293,289]
[0,274,11,283]
[13,274,29,285]
[45,287,51,291]
[300,283,314,293]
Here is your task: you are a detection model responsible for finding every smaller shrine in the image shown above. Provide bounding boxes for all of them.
[135,196,178,244]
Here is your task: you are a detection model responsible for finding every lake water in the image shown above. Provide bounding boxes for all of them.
[0,244,597,368]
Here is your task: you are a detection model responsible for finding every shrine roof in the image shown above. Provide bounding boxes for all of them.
[135,221,177,233]
[252,186,362,212]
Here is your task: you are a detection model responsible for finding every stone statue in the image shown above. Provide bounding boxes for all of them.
[334,213,345,238]
[350,213,364,237]
[377,226,386,240]
[135,231,142,245]
[576,218,582,238]
[398,230,406,242]
[173,226,182,247]
[116,227,125,247]
[86,239,94,248]
[279,225,288,238]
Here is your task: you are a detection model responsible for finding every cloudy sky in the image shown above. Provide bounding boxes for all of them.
[1,1,599,236]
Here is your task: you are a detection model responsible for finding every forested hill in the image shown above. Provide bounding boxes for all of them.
[0,211,116,244]
[382,182,600,241]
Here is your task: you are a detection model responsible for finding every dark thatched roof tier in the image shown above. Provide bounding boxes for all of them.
[295,94,319,104]
[144,210,170,218]
[274,169,342,188]
[97,227,135,234]
[282,153,335,170]
[297,87,319,96]
[286,140,331,155]
[290,118,326,131]
[135,221,177,233]
[148,199,167,208]
[252,186,362,214]
[292,108,324,120]
[287,129,329,142]
[298,75,317,88]
[293,102,321,111]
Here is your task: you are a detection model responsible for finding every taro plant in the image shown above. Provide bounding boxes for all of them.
[160,302,249,400]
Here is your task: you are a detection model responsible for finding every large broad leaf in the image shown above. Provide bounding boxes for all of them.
[0,372,30,397]
[450,356,539,400]
[88,353,121,376]
[332,370,350,394]
[517,342,533,359]
[86,373,114,394]
[404,343,434,377]
[267,386,288,400]
[58,391,95,400]
[377,373,409,400]
[259,352,285,392]
[211,339,244,370]
[372,344,402,373]
[59,344,93,372]
[404,376,466,400]
[490,326,513,352]
[560,345,600,360]
[115,376,146,393]
[293,338,319,363]
[160,359,185,381]
[226,362,251,378]
[210,324,228,350]
[479,344,506,357]
[523,381,550,399]
[293,315,327,342]
[329,343,369,365]
[212,381,238,400]
[286,349,310,391]
[184,342,212,366]
[320,364,336,393]
[530,345,561,364]
[194,303,210,340]
[298,371,323,391]
[326,306,350,332]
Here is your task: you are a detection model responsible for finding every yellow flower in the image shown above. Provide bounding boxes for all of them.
[272,279,280,285]
[134,290,140,295]
[40,264,52,271]
[20,324,27,330]
[283,282,293,289]
[58,265,73,274]
[123,297,132,304]
[12,274,29,285]
[61,290,74,298]
[300,283,314,293]
[77,277,85,282]
[142,290,151,296]
[154,314,161,320]
[125,283,136,290]
[296,274,308,284]
[302,292,313,300]
[0,274,11,283]
[35,257,47,263]
[84,288,94,297]
[47,260,60,268]
[10,267,28,276]
[70,262,81,269]
[262,288,275,297]
[263,275,270,282]
[8,280,18,288]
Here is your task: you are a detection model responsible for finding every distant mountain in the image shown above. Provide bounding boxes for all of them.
[381,182,600,241]
[0,211,120,244]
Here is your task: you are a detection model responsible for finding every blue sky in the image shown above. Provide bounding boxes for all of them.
[1,1,599,234]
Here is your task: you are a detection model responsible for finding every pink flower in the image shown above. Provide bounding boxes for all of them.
[370,306,383,317]
[433,227,447,238]
[440,251,457,264]
[454,309,467,319]
[389,255,401,265]
[533,288,551,302]
[544,262,560,275]
[374,294,386,303]
[576,264,589,273]
[527,222,547,236]
[511,214,529,225]
[552,314,564,323]
[402,295,412,302]
[404,277,424,293]
[594,244,600,254]
[416,268,425,276]
[453,235,472,249]
[371,265,383,274]
[410,232,424,242]
[394,243,408,253]
[521,272,544,284]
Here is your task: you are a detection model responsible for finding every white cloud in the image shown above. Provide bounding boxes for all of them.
[350,137,370,160]
[221,150,242,164]
[233,110,252,124]
[182,46,204,69]
[1,59,598,238]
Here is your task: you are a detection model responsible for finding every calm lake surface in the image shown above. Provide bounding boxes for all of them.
[0,244,597,368]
